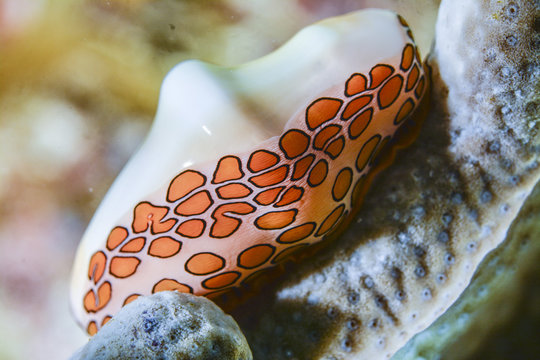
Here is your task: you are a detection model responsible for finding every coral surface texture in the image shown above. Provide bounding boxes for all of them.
[71,291,252,360]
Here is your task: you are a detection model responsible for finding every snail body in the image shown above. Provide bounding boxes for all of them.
[71,9,427,335]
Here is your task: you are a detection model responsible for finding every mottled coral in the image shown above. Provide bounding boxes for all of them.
[395,0,540,358]
[395,174,540,360]
[71,291,252,360]
[231,0,539,359]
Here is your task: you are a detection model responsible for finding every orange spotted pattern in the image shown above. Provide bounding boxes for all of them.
[79,17,427,334]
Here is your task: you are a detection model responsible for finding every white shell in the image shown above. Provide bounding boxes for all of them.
[71,9,425,333]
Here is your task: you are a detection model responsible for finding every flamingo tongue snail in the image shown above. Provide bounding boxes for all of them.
[70,9,427,335]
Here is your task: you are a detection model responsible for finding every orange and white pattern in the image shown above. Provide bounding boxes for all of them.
[73,12,427,335]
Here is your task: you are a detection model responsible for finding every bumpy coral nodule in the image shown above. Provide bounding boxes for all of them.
[70,291,252,360]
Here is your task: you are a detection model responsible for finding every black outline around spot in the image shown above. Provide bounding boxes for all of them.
[377,74,404,110]
[132,201,156,234]
[316,204,345,236]
[369,64,395,89]
[88,250,107,283]
[394,98,416,125]
[415,47,422,63]
[147,236,182,258]
[247,149,280,173]
[166,169,206,202]
[340,94,373,121]
[332,167,353,202]
[83,280,112,314]
[174,190,214,217]
[119,236,146,253]
[209,202,256,238]
[149,218,177,236]
[184,252,226,276]
[216,182,253,200]
[253,186,285,206]
[237,244,276,269]
[313,124,342,150]
[274,186,304,207]
[415,76,425,100]
[276,222,316,244]
[175,219,206,239]
[355,134,381,173]
[279,129,311,159]
[406,63,420,91]
[211,155,244,184]
[254,208,298,230]
[291,154,315,181]
[397,14,409,27]
[132,201,178,236]
[101,315,112,327]
[248,164,289,188]
[109,256,141,279]
[307,159,329,187]
[344,73,368,97]
[152,278,193,294]
[324,135,345,160]
[400,44,415,71]
[106,226,129,251]
[348,108,373,140]
[202,271,241,290]
[305,97,344,130]
[122,293,141,306]
[86,321,97,333]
